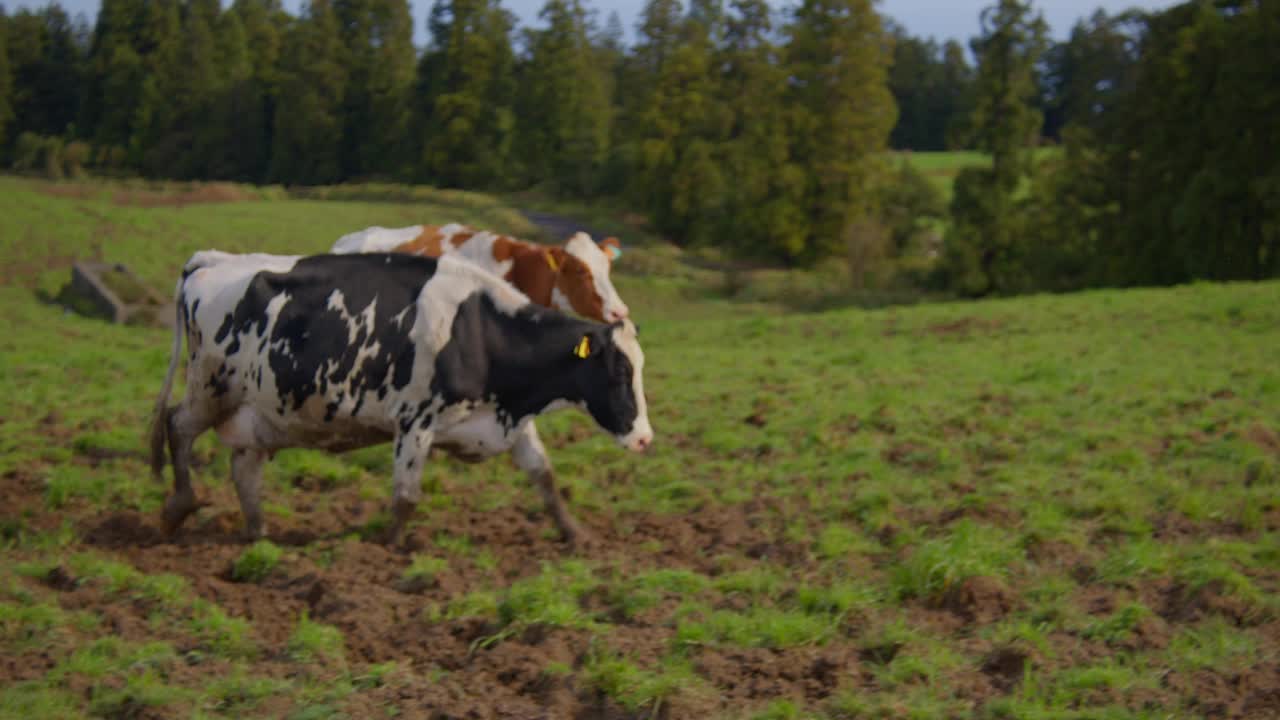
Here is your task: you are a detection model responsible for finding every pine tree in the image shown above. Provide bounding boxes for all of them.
[230,0,288,180]
[518,0,611,194]
[1040,10,1139,139]
[124,0,181,169]
[632,0,682,76]
[0,8,12,152]
[941,0,1046,295]
[1105,0,1280,283]
[629,0,726,243]
[82,0,145,154]
[717,0,805,258]
[270,0,348,184]
[967,0,1047,188]
[139,0,217,176]
[886,27,971,152]
[6,5,84,141]
[335,0,414,178]
[414,0,517,188]
[785,0,897,261]
[940,40,974,149]
[202,8,255,178]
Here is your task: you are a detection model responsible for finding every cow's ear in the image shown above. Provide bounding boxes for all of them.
[600,237,622,262]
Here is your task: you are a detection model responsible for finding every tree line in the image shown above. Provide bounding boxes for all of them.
[944,0,1278,292]
[0,0,1276,289]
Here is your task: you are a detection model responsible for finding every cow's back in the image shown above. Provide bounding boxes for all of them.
[332,225,426,254]
[184,253,443,440]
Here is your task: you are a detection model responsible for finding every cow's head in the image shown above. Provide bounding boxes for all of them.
[571,319,652,453]
[554,233,629,324]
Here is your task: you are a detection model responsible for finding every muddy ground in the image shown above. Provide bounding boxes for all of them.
[4,457,1279,720]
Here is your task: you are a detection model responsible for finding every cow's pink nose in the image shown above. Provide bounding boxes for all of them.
[607,308,629,323]
[633,436,651,452]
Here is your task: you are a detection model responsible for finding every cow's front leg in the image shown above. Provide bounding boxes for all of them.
[512,422,585,546]
[387,427,433,545]
[230,448,269,541]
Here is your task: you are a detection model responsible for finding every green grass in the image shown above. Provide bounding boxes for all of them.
[2,175,1278,718]
[582,648,704,715]
[890,519,1021,602]
[288,613,346,664]
[890,148,1060,200]
[231,540,284,583]
[400,554,448,587]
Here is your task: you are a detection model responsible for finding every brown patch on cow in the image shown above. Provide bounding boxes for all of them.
[392,225,447,257]
[488,234,523,264]
[555,253,606,321]
[393,226,610,322]
[505,246,560,308]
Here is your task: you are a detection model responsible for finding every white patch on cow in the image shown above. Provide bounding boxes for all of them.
[453,230,515,278]
[389,305,412,330]
[564,233,629,321]
[550,287,572,314]
[436,412,519,459]
[611,319,652,452]
[216,406,284,448]
[331,225,425,254]
[437,223,468,248]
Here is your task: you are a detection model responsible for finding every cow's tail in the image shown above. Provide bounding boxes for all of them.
[149,279,186,482]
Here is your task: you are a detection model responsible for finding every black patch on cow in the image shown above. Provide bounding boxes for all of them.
[211,254,436,416]
[430,293,640,437]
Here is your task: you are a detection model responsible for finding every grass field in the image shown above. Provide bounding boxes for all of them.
[2,176,1278,719]
[890,149,1059,200]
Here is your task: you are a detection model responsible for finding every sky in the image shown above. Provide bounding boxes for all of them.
[13,0,1181,46]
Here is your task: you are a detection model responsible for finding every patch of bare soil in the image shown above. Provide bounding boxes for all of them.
[937,576,1017,624]
[111,183,254,208]
[925,317,1004,338]
[980,645,1031,693]
[1245,423,1280,456]
[1144,578,1262,626]
[693,646,858,704]
[1167,663,1280,719]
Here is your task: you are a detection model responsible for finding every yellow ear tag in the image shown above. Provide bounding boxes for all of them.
[545,251,559,272]
[574,336,591,359]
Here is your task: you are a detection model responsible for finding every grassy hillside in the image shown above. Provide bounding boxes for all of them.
[2,177,1278,719]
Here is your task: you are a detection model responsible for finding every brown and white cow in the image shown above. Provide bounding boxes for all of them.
[331,224,628,323]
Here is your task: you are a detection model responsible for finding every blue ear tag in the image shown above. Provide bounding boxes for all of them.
[606,245,622,261]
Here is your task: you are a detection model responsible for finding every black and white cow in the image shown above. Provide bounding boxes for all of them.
[149,250,652,545]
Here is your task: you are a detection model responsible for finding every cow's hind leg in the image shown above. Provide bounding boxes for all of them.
[161,402,215,535]
[386,427,434,546]
[230,448,269,541]
[512,423,584,546]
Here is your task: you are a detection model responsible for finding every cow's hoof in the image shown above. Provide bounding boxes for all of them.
[160,493,206,536]
[562,527,597,554]
[384,498,417,547]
